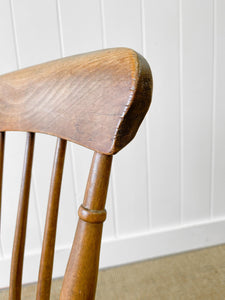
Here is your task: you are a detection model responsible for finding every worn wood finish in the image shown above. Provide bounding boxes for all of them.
[60,152,112,299]
[36,138,67,300]
[0,48,152,154]
[9,132,35,300]
[0,132,5,230]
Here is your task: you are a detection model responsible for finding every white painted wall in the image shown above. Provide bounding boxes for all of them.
[0,0,225,288]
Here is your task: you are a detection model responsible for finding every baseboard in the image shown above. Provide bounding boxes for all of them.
[1,218,225,289]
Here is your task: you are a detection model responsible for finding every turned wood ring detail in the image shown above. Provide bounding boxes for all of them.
[78,205,107,223]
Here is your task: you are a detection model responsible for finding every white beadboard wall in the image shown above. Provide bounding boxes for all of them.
[0,0,225,288]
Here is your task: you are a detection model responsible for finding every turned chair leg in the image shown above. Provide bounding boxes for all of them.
[60,152,112,299]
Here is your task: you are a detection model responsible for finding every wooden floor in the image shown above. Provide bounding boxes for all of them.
[1,244,225,299]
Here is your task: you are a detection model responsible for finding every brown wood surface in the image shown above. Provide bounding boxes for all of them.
[9,132,35,300]
[60,152,112,299]
[0,48,152,154]
[36,138,67,300]
[0,132,5,231]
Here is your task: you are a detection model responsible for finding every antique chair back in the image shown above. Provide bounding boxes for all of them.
[0,48,153,299]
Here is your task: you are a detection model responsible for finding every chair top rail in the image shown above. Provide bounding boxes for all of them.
[0,48,152,154]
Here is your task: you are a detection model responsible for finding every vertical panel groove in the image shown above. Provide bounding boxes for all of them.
[179,0,184,225]
[100,0,106,48]
[9,132,35,300]
[56,0,64,57]
[67,144,77,213]
[70,145,80,210]
[210,0,217,219]
[32,174,43,243]
[141,0,151,231]
[111,166,118,238]
[36,138,67,300]
[140,0,145,55]
[0,239,3,258]
[9,0,20,68]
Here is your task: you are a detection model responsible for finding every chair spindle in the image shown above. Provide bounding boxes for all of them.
[60,152,112,299]
[0,132,5,231]
[9,132,35,300]
[36,138,67,300]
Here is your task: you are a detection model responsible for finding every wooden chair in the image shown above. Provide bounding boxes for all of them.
[0,48,153,299]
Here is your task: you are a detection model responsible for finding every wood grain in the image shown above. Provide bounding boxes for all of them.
[36,138,67,300]
[0,48,152,154]
[60,152,112,299]
[9,132,35,300]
